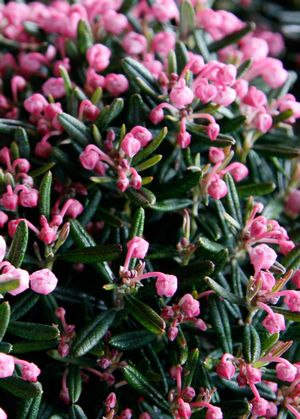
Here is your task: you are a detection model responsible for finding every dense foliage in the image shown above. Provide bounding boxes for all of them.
[0,0,300,418]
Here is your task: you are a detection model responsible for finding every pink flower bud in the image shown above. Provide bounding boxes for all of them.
[0,186,18,211]
[179,294,200,317]
[121,133,141,158]
[30,268,58,295]
[0,236,6,262]
[234,79,248,99]
[225,162,248,182]
[130,126,152,147]
[64,199,84,218]
[216,64,237,86]
[167,326,178,341]
[285,189,300,216]
[0,353,14,378]
[86,44,111,72]
[139,414,151,419]
[253,112,272,133]
[0,407,7,419]
[86,68,105,90]
[19,360,41,382]
[207,123,220,141]
[156,274,177,297]
[206,406,223,419]
[117,173,130,192]
[249,244,277,272]
[279,240,295,255]
[266,401,278,418]
[0,211,8,228]
[149,106,164,124]
[178,398,191,419]
[181,386,196,402]
[194,80,217,104]
[292,270,300,288]
[243,86,267,108]
[194,318,207,331]
[1,267,30,296]
[104,74,129,97]
[152,31,176,56]
[262,313,285,334]
[122,32,147,55]
[207,175,227,200]
[261,59,288,88]
[35,142,52,159]
[214,86,236,107]
[177,131,191,149]
[249,216,267,237]
[126,237,149,259]
[79,99,100,121]
[276,362,297,382]
[13,158,30,173]
[241,37,269,62]
[284,291,300,312]
[105,392,117,409]
[18,188,39,208]
[169,79,194,109]
[80,146,100,171]
[209,147,225,164]
[102,10,128,35]
[216,358,235,380]
[256,271,275,292]
[129,168,142,190]
[251,397,269,417]
[152,0,179,23]
[42,77,65,99]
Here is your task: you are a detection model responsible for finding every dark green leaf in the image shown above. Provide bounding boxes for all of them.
[69,404,88,419]
[123,365,169,411]
[180,0,195,38]
[224,173,242,225]
[209,22,255,52]
[237,182,276,198]
[253,144,300,159]
[77,19,93,55]
[133,127,168,165]
[237,59,252,78]
[126,187,156,208]
[11,340,57,354]
[220,115,246,133]
[11,292,40,321]
[175,41,189,73]
[0,280,20,294]
[204,276,245,306]
[127,94,147,127]
[39,171,52,219]
[96,98,124,130]
[126,295,166,335]
[17,392,42,419]
[0,302,10,341]
[71,310,116,357]
[282,245,300,271]
[109,330,156,350]
[58,112,91,146]
[8,320,59,341]
[210,297,233,353]
[135,154,162,172]
[155,172,201,200]
[67,365,82,403]
[243,324,261,364]
[7,220,28,268]
[129,207,145,239]
[58,244,122,263]
[14,127,30,159]
[151,199,193,212]
[183,348,199,388]
[0,377,42,399]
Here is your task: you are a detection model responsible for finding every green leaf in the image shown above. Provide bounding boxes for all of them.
[193,29,212,63]
[58,113,91,146]
[183,348,199,388]
[237,59,252,78]
[0,279,20,294]
[0,342,12,353]
[216,400,251,418]
[155,172,201,200]
[243,324,261,364]
[209,22,255,52]
[126,187,156,208]
[135,154,162,172]
[187,123,236,147]
[175,41,189,73]
[0,302,10,341]
[210,297,233,353]
[58,244,122,263]
[260,332,279,356]
[14,127,30,159]
[11,340,57,354]
[39,171,52,219]
[71,310,116,357]
[167,50,177,76]
[11,292,40,321]
[126,295,166,335]
[69,405,88,419]
[7,220,28,268]
[127,94,147,127]
[133,127,168,165]
[67,365,82,403]
[237,182,276,198]
[69,219,114,283]
[282,245,300,271]
[109,330,156,350]
[96,98,124,130]
[204,276,245,306]
[123,365,169,411]
[220,115,246,133]
[77,19,93,55]
[122,57,160,93]
[17,392,42,419]
[253,144,300,159]
[272,109,294,125]
[176,327,188,365]
[129,207,145,239]
[224,173,242,225]
[29,162,56,178]
[0,377,42,399]
[180,0,195,38]
[78,189,102,226]
[8,320,59,341]
[151,199,193,212]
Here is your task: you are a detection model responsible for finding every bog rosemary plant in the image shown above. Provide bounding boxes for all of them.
[0,0,299,418]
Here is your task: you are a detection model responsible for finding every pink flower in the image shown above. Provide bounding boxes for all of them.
[1,266,30,296]
[206,406,223,419]
[18,187,39,208]
[179,294,200,317]
[121,133,141,158]
[86,44,111,72]
[86,68,105,90]
[262,313,285,334]
[225,162,248,182]
[216,354,236,380]
[18,360,41,382]
[105,392,117,409]
[152,31,176,56]
[284,291,300,312]
[152,0,179,23]
[167,326,179,341]
[0,185,18,211]
[0,353,14,378]
[104,74,129,97]
[177,131,191,149]
[42,77,65,99]
[207,175,227,199]
[216,64,237,86]
[276,362,297,382]
[251,397,269,417]
[194,79,217,104]
[253,112,272,133]
[249,244,277,272]
[207,123,220,141]
[209,147,225,164]
[126,237,149,259]
[177,398,191,419]
[30,268,58,295]
[149,106,164,124]
[80,146,100,170]
[102,10,128,35]
[292,270,300,288]
[0,407,7,419]
[155,274,177,297]
[0,211,8,228]
[0,236,6,262]
[169,79,194,109]
[243,86,267,108]
[78,99,100,121]
[122,32,147,55]
[130,126,152,147]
